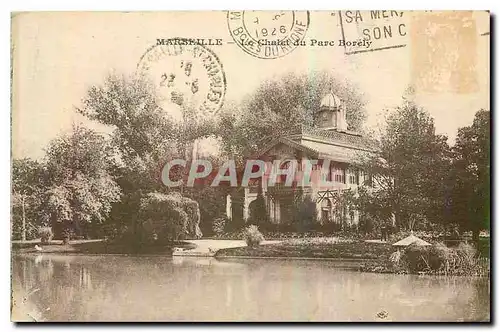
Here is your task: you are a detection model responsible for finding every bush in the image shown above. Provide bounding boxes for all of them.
[61,227,73,244]
[291,196,317,232]
[398,242,486,276]
[247,194,269,229]
[139,192,202,243]
[426,242,451,270]
[38,226,53,244]
[244,225,265,248]
[389,250,404,269]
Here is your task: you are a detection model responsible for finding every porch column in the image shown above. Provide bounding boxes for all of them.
[275,199,281,223]
[315,198,322,222]
[226,194,232,220]
[243,187,249,221]
[268,197,275,223]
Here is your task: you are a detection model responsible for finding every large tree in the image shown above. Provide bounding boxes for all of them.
[78,74,180,236]
[78,73,225,237]
[12,158,45,240]
[356,101,452,231]
[80,74,179,159]
[450,109,490,243]
[43,125,121,240]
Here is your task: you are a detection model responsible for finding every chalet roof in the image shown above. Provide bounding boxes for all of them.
[253,134,376,164]
[299,140,361,163]
[289,125,378,152]
[253,137,320,159]
[251,125,378,162]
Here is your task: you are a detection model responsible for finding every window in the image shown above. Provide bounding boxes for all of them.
[347,168,359,185]
[362,172,373,187]
[279,161,291,183]
[367,175,373,187]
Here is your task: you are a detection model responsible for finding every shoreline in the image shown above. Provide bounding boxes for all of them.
[11,238,490,278]
[12,251,490,279]
[11,239,195,256]
[215,255,372,262]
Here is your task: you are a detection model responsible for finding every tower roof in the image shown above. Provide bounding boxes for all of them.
[319,92,342,111]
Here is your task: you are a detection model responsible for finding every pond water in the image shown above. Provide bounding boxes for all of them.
[12,254,490,322]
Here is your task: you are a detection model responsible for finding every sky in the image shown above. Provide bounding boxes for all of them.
[11,11,490,160]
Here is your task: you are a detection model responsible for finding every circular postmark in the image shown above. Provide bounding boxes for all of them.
[137,38,227,121]
[227,11,310,59]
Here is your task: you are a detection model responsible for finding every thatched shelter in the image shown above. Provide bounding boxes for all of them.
[392,234,431,247]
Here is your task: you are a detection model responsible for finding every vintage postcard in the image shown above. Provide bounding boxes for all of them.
[11,10,490,322]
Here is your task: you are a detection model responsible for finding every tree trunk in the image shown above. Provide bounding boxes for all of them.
[472,227,480,247]
[394,211,402,231]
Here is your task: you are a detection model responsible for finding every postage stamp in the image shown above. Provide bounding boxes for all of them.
[227,11,309,59]
[137,38,227,119]
[338,10,408,55]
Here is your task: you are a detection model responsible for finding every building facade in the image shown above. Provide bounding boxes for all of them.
[226,93,378,228]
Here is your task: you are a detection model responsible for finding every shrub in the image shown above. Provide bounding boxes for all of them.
[389,250,404,269]
[402,243,448,273]
[61,227,72,244]
[139,192,202,243]
[399,241,486,276]
[39,226,53,244]
[450,242,479,274]
[291,196,317,232]
[212,217,227,235]
[247,194,269,229]
[244,225,265,248]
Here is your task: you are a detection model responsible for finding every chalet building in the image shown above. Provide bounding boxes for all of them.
[226,92,378,228]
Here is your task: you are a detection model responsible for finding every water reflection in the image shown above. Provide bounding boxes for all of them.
[12,254,490,322]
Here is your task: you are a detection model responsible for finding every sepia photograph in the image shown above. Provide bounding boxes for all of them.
[10,10,490,322]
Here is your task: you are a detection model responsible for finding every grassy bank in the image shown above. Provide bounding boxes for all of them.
[12,239,196,255]
[359,242,490,277]
[216,238,394,260]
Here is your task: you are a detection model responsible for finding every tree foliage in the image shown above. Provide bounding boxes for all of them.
[218,71,366,161]
[78,74,223,238]
[450,109,490,241]
[139,192,202,242]
[356,102,452,231]
[12,158,45,240]
[79,74,179,160]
